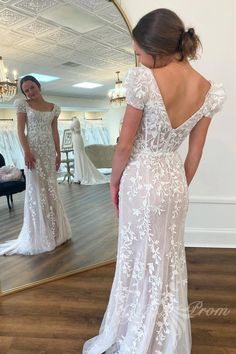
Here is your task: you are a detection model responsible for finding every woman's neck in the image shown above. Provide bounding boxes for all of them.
[27,95,44,104]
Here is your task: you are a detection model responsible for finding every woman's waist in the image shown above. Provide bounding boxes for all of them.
[28,139,55,152]
[131,149,178,159]
[27,128,52,136]
[27,132,53,142]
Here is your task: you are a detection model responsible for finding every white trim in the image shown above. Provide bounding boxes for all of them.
[185,227,236,248]
[189,197,236,204]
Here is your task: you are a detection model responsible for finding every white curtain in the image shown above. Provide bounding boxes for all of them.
[0,121,24,168]
[58,119,110,146]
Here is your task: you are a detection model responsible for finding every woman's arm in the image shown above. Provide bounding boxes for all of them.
[52,117,61,171]
[110,105,143,216]
[184,116,212,186]
[17,112,35,170]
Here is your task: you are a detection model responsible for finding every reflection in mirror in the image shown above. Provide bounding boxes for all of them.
[0,0,135,296]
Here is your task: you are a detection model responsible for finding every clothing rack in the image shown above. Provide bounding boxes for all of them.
[58,118,103,121]
[85,118,103,121]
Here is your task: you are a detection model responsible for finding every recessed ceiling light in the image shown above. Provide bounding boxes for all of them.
[22,73,60,82]
[73,82,103,89]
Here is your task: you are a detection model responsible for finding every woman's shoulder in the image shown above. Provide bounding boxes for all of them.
[13,98,27,113]
[42,100,60,114]
[203,81,226,117]
[124,66,152,88]
[52,102,60,110]
[42,100,56,111]
[191,68,226,99]
[125,66,151,78]
[123,67,151,109]
[208,81,226,98]
[53,103,61,117]
[13,98,26,107]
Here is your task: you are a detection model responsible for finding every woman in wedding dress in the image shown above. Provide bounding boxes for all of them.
[83,8,226,354]
[0,75,71,255]
[70,117,108,185]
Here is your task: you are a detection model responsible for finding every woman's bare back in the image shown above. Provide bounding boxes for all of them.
[152,62,211,129]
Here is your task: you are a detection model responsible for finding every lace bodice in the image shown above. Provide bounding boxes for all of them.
[14,98,60,132]
[123,67,226,157]
[14,98,60,159]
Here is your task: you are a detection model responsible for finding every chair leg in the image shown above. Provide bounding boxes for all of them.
[6,195,13,210]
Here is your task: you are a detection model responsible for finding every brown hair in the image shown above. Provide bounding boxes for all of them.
[20,75,41,96]
[132,8,202,65]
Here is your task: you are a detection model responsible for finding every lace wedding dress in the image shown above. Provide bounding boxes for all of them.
[83,67,226,354]
[70,118,108,185]
[0,99,71,255]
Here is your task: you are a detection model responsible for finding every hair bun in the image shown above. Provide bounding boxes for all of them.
[132,8,201,63]
[187,28,195,37]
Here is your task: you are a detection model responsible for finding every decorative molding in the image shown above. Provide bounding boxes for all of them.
[0,0,135,99]
[69,0,108,13]
[189,196,236,204]
[185,227,236,248]
[0,8,27,26]
[13,0,60,14]
[18,19,57,36]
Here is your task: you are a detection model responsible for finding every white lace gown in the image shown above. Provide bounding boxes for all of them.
[83,67,226,354]
[70,119,108,185]
[0,99,71,255]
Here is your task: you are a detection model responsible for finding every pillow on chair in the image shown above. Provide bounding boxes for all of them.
[0,153,26,210]
[0,166,22,182]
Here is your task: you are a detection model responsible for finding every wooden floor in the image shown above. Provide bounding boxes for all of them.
[0,248,235,354]
[0,183,118,295]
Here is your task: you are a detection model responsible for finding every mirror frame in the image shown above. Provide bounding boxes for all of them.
[0,0,135,297]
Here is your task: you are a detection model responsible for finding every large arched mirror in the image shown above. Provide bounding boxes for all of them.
[0,0,135,296]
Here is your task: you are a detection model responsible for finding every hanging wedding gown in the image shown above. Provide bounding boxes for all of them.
[70,118,108,185]
[83,67,226,354]
[0,99,71,255]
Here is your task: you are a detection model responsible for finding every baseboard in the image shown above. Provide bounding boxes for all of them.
[185,227,236,248]
[189,196,236,204]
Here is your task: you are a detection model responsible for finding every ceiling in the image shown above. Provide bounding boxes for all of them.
[0,0,135,99]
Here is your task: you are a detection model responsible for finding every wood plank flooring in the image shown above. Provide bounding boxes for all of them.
[0,183,118,295]
[0,248,235,354]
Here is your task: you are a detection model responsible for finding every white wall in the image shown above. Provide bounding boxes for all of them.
[120,0,236,247]
[0,108,84,121]
[0,93,109,112]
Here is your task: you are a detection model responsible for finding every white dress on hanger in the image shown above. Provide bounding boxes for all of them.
[70,118,108,185]
[82,67,226,354]
[0,99,71,255]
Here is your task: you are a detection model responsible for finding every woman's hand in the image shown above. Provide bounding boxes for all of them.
[55,154,61,171]
[24,151,36,170]
[110,183,120,217]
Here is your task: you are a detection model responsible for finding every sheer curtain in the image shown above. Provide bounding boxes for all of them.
[58,119,110,146]
[0,121,24,168]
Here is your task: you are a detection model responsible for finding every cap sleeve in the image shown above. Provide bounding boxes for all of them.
[123,67,149,110]
[54,104,61,118]
[14,98,26,113]
[204,83,226,118]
